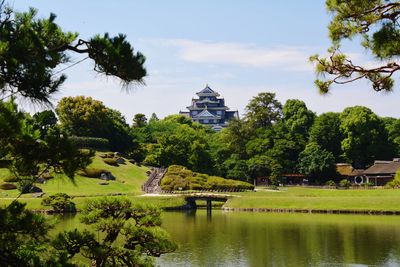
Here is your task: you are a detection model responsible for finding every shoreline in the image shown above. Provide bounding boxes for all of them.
[221,207,400,215]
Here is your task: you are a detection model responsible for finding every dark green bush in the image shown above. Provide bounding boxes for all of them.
[69,136,109,150]
[0,183,17,190]
[325,180,336,186]
[3,175,19,183]
[41,193,76,213]
[79,168,108,178]
[339,179,351,189]
[103,158,119,166]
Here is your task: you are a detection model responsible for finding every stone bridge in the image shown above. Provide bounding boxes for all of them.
[184,193,230,210]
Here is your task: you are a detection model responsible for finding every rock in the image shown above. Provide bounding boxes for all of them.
[29,185,43,193]
[31,192,45,198]
[36,177,46,184]
[114,152,123,157]
[100,171,115,181]
[115,157,125,164]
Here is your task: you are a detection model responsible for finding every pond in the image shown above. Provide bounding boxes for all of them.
[54,210,400,267]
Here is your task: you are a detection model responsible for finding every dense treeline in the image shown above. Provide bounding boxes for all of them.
[130,93,398,184]
[47,93,400,184]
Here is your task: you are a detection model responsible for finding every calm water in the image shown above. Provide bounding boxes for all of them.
[54,210,400,267]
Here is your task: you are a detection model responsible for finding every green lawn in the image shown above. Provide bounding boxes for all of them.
[0,152,149,199]
[225,187,400,212]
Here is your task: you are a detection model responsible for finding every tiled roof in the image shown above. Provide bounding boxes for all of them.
[196,85,219,96]
[194,109,217,118]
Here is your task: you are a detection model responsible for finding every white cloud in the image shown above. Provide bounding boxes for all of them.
[162,39,313,71]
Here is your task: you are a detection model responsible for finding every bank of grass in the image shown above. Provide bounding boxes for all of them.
[0,152,149,199]
[0,195,186,211]
[225,187,400,212]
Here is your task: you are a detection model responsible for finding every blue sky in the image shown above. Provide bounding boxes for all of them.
[12,0,400,120]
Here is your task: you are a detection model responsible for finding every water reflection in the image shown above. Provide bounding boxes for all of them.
[158,210,400,267]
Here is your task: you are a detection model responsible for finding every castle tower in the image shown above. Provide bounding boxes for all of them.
[179,85,239,131]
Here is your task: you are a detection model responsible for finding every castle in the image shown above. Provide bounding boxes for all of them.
[179,85,239,131]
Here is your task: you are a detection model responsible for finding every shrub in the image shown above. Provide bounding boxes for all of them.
[386,179,400,188]
[69,136,109,150]
[41,193,76,213]
[103,158,119,166]
[0,183,17,190]
[79,168,108,178]
[161,165,254,191]
[325,180,336,186]
[3,175,19,183]
[339,179,351,189]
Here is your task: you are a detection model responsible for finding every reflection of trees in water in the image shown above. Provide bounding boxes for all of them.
[160,211,400,267]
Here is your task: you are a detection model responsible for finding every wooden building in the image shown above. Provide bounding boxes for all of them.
[363,159,400,186]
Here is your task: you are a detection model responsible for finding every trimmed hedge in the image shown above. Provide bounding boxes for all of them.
[161,165,254,191]
[103,158,119,166]
[70,136,109,150]
[3,175,19,183]
[0,183,17,190]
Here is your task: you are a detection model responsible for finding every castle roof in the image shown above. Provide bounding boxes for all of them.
[194,108,219,118]
[196,85,220,97]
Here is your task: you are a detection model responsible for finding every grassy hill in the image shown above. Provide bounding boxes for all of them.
[0,152,149,199]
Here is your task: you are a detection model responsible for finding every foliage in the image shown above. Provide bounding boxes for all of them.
[0,4,146,104]
[339,179,351,189]
[325,180,336,186]
[143,116,214,173]
[297,142,337,181]
[132,113,147,128]
[41,193,76,213]
[244,92,282,128]
[309,112,343,161]
[161,165,254,191]
[52,198,176,266]
[56,96,133,152]
[311,0,400,92]
[0,201,53,265]
[69,136,110,150]
[340,106,394,168]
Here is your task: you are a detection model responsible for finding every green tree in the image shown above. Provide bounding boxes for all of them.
[383,117,400,155]
[0,4,146,103]
[56,96,133,152]
[340,106,394,168]
[0,201,55,266]
[53,198,176,266]
[132,113,147,128]
[41,193,76,213]
[309,112,343,161]
[297,142,337,181]
[244,92,282,129]
[31,110,58,138]
[311,0,400,93]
